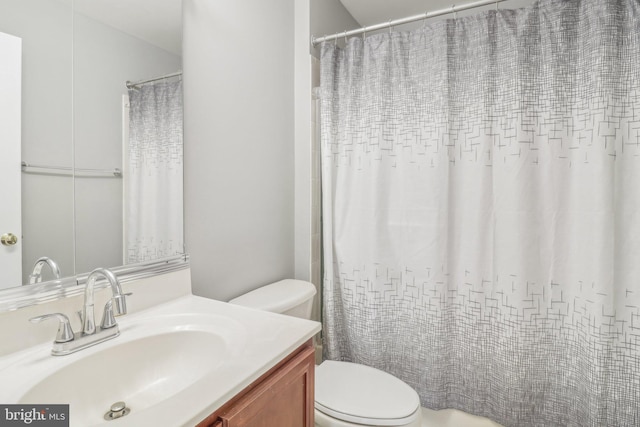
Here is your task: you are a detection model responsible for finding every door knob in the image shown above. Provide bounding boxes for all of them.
[1,233,18,246]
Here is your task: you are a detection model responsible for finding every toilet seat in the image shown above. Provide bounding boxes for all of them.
[315,361,421,426]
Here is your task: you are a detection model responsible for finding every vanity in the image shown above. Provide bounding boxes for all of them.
[197,341,315,427]
[0,263,321,426]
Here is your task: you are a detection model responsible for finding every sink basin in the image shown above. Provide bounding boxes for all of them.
[20,330,226,426]
[0,295,320,427]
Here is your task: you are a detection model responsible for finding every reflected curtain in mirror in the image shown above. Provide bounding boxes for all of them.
[125,79,183,263]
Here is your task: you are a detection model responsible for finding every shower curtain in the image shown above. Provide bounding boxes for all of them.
[320,0,640,426]
[126,79,183,263]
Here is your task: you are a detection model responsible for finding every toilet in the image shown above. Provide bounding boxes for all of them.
[229,279,423,427]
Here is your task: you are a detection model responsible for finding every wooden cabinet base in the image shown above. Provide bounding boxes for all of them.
[197,341,315,427]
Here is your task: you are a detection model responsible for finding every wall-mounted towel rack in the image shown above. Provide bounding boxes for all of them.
[21,161,122,177]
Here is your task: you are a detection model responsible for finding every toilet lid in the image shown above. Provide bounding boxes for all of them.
[315,361,421,426]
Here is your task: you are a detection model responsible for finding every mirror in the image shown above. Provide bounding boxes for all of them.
[0,0,75,289]
[0,0,183,292]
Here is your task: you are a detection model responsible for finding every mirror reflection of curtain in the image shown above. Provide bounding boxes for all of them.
[126,79,183,263]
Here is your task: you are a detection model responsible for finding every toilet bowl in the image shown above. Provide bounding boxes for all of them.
[229,279,423,427]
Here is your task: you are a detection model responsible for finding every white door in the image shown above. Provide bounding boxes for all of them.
[0,32,22,289]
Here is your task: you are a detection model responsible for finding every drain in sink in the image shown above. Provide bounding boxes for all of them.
[104,401,131,421]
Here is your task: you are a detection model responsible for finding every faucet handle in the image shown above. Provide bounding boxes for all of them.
[101,293,132,329]
[30,313,74,343]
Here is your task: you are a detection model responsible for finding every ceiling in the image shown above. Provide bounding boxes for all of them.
[67,0,530,56]
[340,0,531,27]
[340,0,460,26]
[72,0,182,55]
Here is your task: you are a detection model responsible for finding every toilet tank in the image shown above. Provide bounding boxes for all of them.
[228,279,317,320]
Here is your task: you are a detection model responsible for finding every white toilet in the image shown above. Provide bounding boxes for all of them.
[229,279,423,427]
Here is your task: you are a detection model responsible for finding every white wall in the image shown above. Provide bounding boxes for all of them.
[183,0,295,302]
[182,0,356,302]
[294,0,313,283]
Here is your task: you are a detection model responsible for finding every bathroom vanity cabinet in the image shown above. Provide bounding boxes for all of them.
[197,341,315,427]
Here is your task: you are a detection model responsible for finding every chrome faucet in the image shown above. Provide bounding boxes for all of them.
[81,268,128,335]
[29,267,131,356]
[27,256,61,285]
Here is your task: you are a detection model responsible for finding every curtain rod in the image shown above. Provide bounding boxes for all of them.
[311,0,507,47]
[126,71,182,89]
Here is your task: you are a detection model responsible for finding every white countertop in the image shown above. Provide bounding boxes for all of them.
[0,294,321,426]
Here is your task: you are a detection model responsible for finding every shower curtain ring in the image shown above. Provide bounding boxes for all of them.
[388,19,393,34]
[422,11,430,28]
[344,30,348,44]
[496,1,499,10]
[452,5,457,19]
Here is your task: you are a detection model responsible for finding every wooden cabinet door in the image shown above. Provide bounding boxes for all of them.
[198,343,315,427]
[220,345,315,427]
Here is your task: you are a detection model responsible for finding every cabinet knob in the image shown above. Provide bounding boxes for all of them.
[1,233,18,246]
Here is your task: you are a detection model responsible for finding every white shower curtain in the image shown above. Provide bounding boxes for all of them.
[320,0,640,426]
[126,79,183,263]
